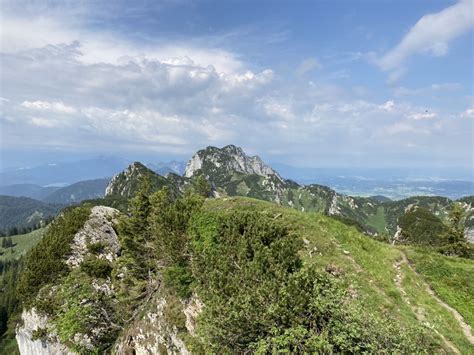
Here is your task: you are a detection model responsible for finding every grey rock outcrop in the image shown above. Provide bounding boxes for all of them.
[184,145,281,180]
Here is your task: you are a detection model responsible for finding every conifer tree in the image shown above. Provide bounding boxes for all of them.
[446,203,465,243]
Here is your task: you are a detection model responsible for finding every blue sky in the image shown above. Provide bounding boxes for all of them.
[0,0,473,171]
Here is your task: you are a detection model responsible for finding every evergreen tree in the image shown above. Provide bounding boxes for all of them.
[446,203,465,243]
[193,175,212,198]
[115,175,155,304]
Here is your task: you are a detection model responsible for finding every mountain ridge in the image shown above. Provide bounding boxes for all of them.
[105,144,474,241]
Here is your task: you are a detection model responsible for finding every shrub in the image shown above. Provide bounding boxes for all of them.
[17,206,91,306]
[189,210,434,353]
[80,256,112,278]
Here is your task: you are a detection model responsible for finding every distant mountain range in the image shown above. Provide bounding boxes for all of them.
[104,145,474,241]
[0,157,186,187]
[1,146,472,239]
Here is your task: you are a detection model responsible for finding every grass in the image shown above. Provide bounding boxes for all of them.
[404,247,474,329]
[0,228,46,262]
[203,197,474,353]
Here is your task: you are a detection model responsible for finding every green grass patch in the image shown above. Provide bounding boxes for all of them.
[404,247,474,329]
[0,228,46,262]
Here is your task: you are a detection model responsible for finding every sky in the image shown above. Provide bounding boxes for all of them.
[0,0,473,172]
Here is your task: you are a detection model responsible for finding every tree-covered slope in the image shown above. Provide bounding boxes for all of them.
[0,196,63,233]
[42,178,110,204]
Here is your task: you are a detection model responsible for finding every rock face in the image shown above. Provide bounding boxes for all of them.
[16,206,121,355]
[184,145,281,180]
[114,295,202,354]
[16,309,73,355]
[66,206,120,267]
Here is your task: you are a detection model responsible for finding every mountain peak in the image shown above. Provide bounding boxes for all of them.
[184,145,281,180]
[105,162,162,197]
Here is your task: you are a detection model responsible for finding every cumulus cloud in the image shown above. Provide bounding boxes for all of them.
[378,0,474,75]
[1,0,472,167]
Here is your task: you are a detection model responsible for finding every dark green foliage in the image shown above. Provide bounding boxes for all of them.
[114,176,154,303]
[1,237,14,249]
[80,256,112,278]
[438,242,474,259]
[87,241,106,255]
[445,203,466,243]
[31,327,48,341]
[189,210,432,353]
[162,266,193,299]
[193,175,212,198]
[398,207,448,246]
[16,206,91,306]
[330,215,365,233]
[0,258,22,353]
[0,195,63,232]
[149,189,204,268]
[52,270,120,354]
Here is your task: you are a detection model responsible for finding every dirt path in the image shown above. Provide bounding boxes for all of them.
[401,252,474,345]
[393,253,465,354]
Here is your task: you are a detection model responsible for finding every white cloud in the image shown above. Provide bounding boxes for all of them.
[408,112,437,120]
[378,0,474,72]
[380,100,395,112]
[21,100,77,114]
[460,108,474,118]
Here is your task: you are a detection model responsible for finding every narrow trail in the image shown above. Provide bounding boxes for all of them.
[393,252,468,354]
[400,252,474,346]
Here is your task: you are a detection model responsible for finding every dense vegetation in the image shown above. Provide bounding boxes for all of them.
[0,195,61,235]
[17,206,91,306]
[3,170,473,353]
[107,183,438,352]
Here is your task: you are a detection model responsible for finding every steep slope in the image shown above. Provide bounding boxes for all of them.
[43,178,110,204]
[0,196,63,232]
[105,162,172,198]
[16,206,121,354]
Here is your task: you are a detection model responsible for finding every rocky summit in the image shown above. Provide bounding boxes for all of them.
[184,144,282,180]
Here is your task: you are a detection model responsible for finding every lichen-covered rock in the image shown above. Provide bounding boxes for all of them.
[66,206,120,267]
[16,309,72,355]
[114,297,191,355]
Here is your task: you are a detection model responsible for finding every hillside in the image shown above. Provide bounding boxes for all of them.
[0,228,46,263]
[42,178,109,204]
[0,196,63,233]
[5,196,474,353]
[0,185,59,200]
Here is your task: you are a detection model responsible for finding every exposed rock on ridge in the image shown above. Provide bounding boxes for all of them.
[16,206,120,354]
[184,144,282,180]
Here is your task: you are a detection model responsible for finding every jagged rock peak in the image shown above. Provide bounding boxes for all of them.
[105,161,155,197]
[184,144,281,180]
